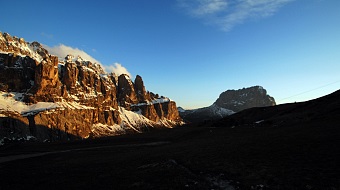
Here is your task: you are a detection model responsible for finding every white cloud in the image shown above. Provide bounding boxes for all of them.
[178,0,295,31]
[104,63,132,78]
[43,44,102,65]
[43,44,132,77]
[184,0,229,16]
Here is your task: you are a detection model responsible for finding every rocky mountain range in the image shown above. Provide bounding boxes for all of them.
[0,32,183,142]
[1,87,339,189]
[179,86,276,123]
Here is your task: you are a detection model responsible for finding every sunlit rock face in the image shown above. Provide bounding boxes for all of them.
[0,32,183,142]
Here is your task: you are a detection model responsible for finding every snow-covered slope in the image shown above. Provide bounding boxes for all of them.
[89,106,181,137]
[0,91,59,116]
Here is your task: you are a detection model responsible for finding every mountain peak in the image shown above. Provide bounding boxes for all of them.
[214,86,276,112]
[179,86,275,123]
[0,32,47,62]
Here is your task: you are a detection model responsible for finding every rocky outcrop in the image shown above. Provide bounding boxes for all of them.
[0,53,36,92]
[117,74,139,108]
[134,75,148,102]
[0,32,183,142]
[160,101,181,121]
[30,54,61,102]
[179,86,276,123]
[214,86,276,112]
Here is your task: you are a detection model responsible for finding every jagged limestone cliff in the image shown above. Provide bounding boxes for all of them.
[0,32,183,141]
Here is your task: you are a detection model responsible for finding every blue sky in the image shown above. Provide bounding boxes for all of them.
[1,0,340,109]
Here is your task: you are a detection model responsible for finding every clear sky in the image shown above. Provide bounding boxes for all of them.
[1,0,340,109]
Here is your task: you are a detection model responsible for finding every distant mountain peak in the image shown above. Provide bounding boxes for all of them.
[214,86,276,112]
[179,86,275,123]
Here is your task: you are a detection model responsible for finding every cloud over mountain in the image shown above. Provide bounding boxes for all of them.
[43,44,102,65]
[178,0,295,31]
[43,44,131,76]
[104,63,132,78]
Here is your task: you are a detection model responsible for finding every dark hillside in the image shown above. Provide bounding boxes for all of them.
[214,89,340,129]
[1,90,339,189]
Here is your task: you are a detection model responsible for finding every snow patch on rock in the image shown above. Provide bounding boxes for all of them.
[0,91,59,116]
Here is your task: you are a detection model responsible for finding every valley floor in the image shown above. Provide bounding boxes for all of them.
[0,123,339,190]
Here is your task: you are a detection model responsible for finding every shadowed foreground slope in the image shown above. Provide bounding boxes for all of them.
[0,90,339,189]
